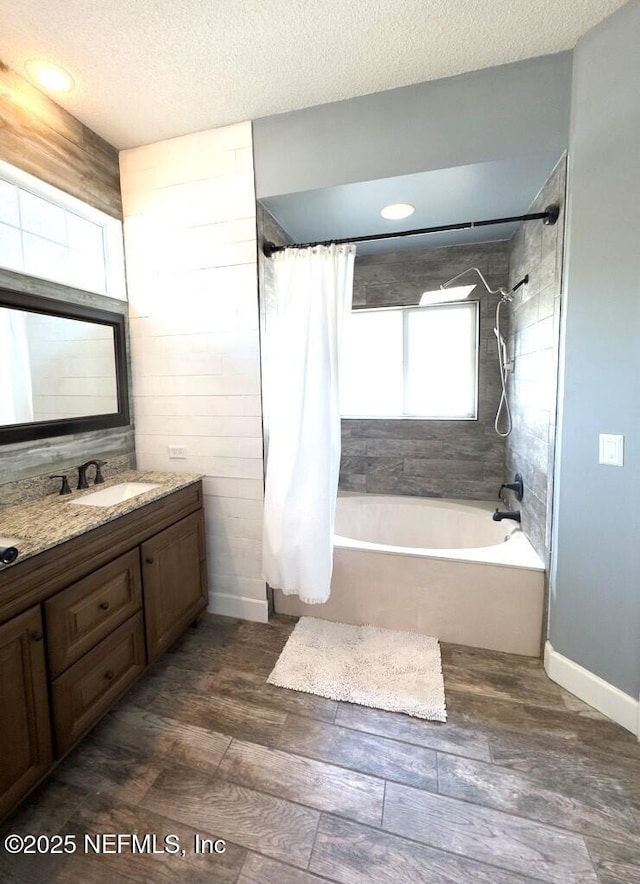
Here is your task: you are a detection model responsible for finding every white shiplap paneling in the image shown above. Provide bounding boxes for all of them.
[120,122,267,622]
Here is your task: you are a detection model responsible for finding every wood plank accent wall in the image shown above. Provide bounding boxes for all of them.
[0,60,122,218]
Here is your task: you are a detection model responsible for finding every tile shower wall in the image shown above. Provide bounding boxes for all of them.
[505,156,566,562]
[119,123,267,622]
[339,242,509,499]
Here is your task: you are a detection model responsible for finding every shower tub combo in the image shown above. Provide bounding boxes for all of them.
[275,494,545,657]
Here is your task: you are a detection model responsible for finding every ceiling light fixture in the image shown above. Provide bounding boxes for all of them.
[380,203,415,221]
[25,60,75,94]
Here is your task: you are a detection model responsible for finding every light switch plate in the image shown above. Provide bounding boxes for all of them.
[598,434,624,467]
[168,446,187,459]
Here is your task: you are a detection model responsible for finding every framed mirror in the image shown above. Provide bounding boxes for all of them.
[0,286,130,444]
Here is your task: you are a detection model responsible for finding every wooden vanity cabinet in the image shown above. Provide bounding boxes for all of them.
[0,481,208,820]
[0,606,53,820]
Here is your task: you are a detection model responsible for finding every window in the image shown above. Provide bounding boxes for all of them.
[0,160,126,300]
[340,301,478,419]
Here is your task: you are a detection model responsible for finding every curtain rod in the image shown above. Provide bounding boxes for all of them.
[263,204,560,257]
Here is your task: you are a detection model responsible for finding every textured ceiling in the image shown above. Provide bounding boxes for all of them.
[0,0,627,149]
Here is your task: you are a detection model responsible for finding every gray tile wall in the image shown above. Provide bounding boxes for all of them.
[340,242,510,500]
[504,156,566,563]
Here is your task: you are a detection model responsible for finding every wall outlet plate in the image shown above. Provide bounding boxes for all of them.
[598,434,623,467]
[168,446,187,459]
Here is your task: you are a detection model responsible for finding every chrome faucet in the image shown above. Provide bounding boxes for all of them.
[77,460,107,490]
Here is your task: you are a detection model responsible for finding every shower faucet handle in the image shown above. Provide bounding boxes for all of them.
[498,473,524,502]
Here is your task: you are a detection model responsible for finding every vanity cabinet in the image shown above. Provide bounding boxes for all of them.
[0,606,53,820]
[0,480,208,820]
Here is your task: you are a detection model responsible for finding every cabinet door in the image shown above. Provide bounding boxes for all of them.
[141,510,208,662]
[0,606,52,819]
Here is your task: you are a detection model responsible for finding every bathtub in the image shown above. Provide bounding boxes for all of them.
[274,495,546,657]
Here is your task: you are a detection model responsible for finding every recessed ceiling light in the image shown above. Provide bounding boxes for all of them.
[25,60,75,94]
[380,203,415,221]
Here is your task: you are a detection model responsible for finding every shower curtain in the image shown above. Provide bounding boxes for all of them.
[0,307,34,425]
[262,243,355,605]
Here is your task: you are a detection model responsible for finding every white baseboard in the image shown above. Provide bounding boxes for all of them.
[545,641,639,737]
[208,592,269,623]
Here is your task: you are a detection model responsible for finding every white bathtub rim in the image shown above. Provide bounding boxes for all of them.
[334,532,544,572]
[335,494,544,572]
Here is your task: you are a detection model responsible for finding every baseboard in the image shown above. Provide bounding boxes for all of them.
[208,592,269,623]
[545,641,639,737]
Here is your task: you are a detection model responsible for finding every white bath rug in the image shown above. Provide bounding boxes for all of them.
[267,617,447,721]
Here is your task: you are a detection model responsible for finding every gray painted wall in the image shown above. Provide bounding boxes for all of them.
[253,53,572,199]
[550,0,640,699]
[505,157,566,562]
[340,241,508,499]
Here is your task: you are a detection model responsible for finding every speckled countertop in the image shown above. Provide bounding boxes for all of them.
[0,470,202,571]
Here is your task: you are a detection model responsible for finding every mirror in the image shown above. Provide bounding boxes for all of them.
[0,287,129,444]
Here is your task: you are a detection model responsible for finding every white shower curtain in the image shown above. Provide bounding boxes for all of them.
[0,307,34,425]
[262,243,355,604]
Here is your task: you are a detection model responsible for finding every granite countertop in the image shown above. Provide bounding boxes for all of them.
[0,470,203,572]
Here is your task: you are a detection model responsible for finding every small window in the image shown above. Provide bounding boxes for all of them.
[0,161,126,300]
[340,301,478,419]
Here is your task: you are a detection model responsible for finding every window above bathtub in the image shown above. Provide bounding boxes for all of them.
[340,301,479,420]
[0,160,126,301]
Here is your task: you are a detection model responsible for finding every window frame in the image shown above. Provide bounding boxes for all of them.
[341,299,480,421]
[0,159,126,301]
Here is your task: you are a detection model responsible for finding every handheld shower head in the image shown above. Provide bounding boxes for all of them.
[494,327,508,365]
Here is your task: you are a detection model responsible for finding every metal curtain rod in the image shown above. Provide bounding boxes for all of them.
[263,204,560,257]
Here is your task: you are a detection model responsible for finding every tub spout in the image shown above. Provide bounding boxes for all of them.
[493,508,521,523]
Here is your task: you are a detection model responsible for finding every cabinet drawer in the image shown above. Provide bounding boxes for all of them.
[45,549,142,677]
[51,613,146,755]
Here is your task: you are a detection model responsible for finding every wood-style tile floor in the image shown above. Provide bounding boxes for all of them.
[2,615,640,883]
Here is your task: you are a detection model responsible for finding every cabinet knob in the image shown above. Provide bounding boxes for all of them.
[30,630,43,642]
[104,670,115,680]
[145,556,154,565]
[99,600,110,610]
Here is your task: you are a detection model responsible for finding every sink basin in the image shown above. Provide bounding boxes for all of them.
[70,482,160,507]
[0,536,21,547]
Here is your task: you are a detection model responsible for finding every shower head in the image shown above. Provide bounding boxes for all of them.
[419,267,529,306]
[419,284,476,306]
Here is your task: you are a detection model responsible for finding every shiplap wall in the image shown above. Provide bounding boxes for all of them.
[0,61,121,218]
[120,122,267,622]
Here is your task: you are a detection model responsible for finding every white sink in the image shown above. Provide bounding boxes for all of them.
[70,482,160,507]
[0,536,21,547]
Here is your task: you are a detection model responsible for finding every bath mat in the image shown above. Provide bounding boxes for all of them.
[267,617,446,721]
